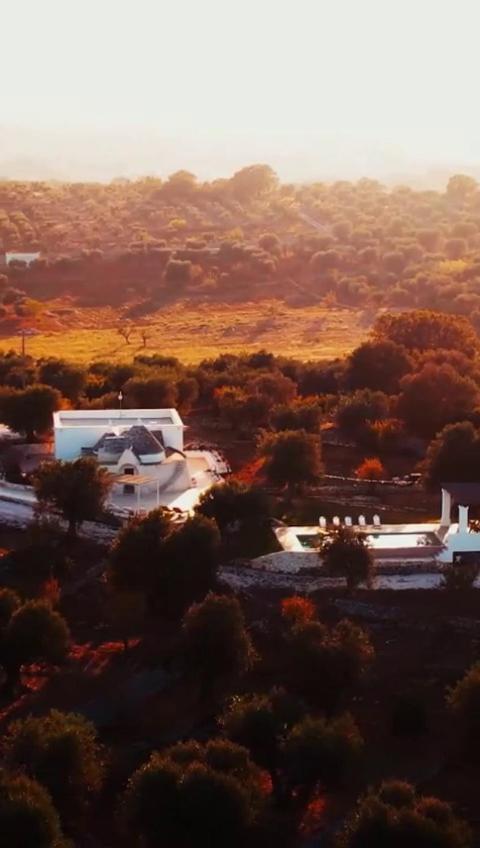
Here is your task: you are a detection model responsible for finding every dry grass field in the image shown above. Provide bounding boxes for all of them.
[0,300,369,364]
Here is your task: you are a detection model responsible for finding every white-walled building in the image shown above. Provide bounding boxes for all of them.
[438,484,480,563]
[53,409,190,500]
[3,252,41,266]
[54,409,184,461]
[49,408,229,515]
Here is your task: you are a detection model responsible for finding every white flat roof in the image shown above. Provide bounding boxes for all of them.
[5,252,40,264]
[54,408,184,428]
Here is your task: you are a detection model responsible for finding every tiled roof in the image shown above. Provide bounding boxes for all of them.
[89,425,164,462]
[126,425,164,456]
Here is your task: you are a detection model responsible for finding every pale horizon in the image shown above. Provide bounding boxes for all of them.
[2,0,480,183]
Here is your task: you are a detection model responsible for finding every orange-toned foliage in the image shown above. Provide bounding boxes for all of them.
[232,457,265,485]
[354,457,386,480]
[281,596,316,626]
[299,792,328,837]
[41,577,60,606]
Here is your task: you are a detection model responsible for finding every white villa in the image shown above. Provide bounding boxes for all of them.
[54,409,184,459]
[53,409,192,509]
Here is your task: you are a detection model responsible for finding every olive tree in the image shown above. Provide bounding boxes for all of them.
[320,527,374,590]
[0,769,67,848]
[34,457,111,537]
[338,780,472,848]
[182,593,255,697]
[4,709,104,822]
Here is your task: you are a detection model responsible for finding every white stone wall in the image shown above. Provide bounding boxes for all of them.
[54,410,184,459]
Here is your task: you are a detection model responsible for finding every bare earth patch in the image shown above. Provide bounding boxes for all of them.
[0,300,368,364]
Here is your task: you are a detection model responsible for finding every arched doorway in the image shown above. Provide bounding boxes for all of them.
[122,466,136,495]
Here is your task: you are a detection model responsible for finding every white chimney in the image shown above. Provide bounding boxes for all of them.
[441,488,452,526]
[458,504,469,534]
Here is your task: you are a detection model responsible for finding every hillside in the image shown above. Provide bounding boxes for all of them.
[0,301,366,364]
[1,167,480,360]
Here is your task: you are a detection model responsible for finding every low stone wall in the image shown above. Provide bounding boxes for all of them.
[249,550,443,577]
[372,545,443,560]
[0,480,33,494]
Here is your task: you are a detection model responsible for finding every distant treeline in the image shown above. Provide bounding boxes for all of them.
[2,169,480,315]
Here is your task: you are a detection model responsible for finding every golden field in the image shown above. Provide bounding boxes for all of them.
[0,301,369,364]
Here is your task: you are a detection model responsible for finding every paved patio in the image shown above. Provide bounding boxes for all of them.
[107,451,223,515]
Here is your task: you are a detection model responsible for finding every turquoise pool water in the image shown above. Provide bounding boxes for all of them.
[296,531,440,550]
[367,532,440,548]
[297,534,322,549]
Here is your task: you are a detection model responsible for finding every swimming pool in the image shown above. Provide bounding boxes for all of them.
[366,532,440,548]
[297,534,322,550]
[296,531,440,551]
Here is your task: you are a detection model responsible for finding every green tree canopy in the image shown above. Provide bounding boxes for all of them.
[346,340,413,393]
[260,430,323,493]
[195,481,270,533]
[320,526,374,590]
[123,738,262,847]
[397,364,478,438]
[123,375,178,408]
[284,617,374,712]
[271,397,323,433]
[0,769,67,848]
[282,713,363,798]
[0,384,61,440]
[423,421,480,489]
[230,164,278,201]
[336,389,390,439]
[109,510,220,615]
[182,593,255,696]
[38,358,86,402]
[4,709,104,822]
[0,588,21,634]
[2,600,70,687]
[220,688,304,795]
[338,780,472,848]
[34,457,112,537]
[155,515,220,616]
[447,661,480,758]
[109,507,172,592]
[162,169,198,199]
[374,310,479,357]
[447,173,478,201]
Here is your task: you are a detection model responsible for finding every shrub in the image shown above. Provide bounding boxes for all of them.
[338,780,472,847]
[320,527,374,590]
[122,738,262,847]
[281,596,316,627]
[442,562,479,591]
[282,713,363,796]
[4,709,104,821]
[182,594,255,695]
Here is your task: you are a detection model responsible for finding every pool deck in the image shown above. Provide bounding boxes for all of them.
[275,523,446,557]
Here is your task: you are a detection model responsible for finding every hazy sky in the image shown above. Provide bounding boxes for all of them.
[2,0,480,180]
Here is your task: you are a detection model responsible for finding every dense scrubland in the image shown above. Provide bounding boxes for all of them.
[2,168,480,351]
[1,170,480,846]
[0,305,478,844]
[0,307,478,486]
